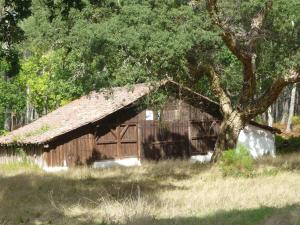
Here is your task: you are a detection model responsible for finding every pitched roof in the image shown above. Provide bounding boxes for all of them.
[0,80,280,145]
[0,82,162,145]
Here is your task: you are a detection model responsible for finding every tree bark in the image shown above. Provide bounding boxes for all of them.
[276,100,279,122]
[25,86,31,124]
[280,95,289,125]
[296,87,299,115]
[203,0,300,162]
[286,83,297,132]
[4,108,11,131]
[3,74,11,131]
[267,106,273,126]
[212,111,244,162]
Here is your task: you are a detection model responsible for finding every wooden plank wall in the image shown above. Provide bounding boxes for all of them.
[189,120,220,155]
[139,99,220,159]
[44,106,141,167]
[45,133,95,167]
[94,123,138,160]
[0,98,221,167]
[141,121,190,159]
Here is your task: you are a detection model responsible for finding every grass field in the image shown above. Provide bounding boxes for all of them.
[0,153,300,225]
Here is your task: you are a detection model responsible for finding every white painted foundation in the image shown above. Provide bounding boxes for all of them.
[42,166,69,172]
[35,157,141,171]
[190,152,213,163]
[189,125,276,163]
[238,124,276,158]
[92,157,141,168]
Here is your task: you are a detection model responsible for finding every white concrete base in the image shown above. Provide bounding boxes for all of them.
[190,152,213,163]
[43,166,69,172]
[92,157,141,169]
[238,124,276,158]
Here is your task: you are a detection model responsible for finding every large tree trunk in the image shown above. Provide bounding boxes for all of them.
[25,86,31,124]
[3,73,10,131]
[4,108,11,131]
[212,111,244,162]
[275,100,279,123]
[280,97,289,125]
[286,83,297,132]
[267,106,273,127]
[205,0,300,162]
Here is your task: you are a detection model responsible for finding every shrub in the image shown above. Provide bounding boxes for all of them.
[0,129,8,136]
[292,116,300,130]
[276,135,300,153]
[219,145,254,177]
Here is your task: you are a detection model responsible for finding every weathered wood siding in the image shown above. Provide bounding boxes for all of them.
[137,99,220,159]
[95,123,138,160]
[45,134,94,167]
[141,121,190,159]
[0,97,221,167]
[41,98,220,166]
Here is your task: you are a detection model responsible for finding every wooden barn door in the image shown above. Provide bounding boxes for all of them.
[141,121,190,160]
[95,123,139,160]
[189,120,220,155]
[141,120,220,159]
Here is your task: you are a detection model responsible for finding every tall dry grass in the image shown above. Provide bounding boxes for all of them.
[0,157,299,225]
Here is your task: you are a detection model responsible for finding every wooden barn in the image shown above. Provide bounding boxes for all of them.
[0,80,279,171]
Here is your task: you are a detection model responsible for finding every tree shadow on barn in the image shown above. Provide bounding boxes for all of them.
[141,128,213,180]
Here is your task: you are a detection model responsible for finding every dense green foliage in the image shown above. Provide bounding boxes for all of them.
[0,0,299,133]
[0,0,216,131]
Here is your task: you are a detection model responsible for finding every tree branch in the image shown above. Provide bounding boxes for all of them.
[206,0,254,106]
[246,69,300,118]
[206,0,250,62]
[206,0,273,107]
[205,65,233,115]
[239,0,272,106]
[248,0,273,50]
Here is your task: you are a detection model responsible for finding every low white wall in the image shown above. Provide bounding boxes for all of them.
[42,158,141,171]
[190,152,213,163]
[43,166,69,172]
[92,157,141,169]
[190,125,276,163]
[238,124,276,158]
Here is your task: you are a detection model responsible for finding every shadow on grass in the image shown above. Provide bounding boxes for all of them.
[250,135,300,171]
[2,160,299,225]
[256,152,300,171]
[141,160,212,180]
[0,161,211,225]
[104,204,300,225]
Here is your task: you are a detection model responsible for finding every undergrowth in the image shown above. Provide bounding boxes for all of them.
[219,145,255,177]
[0,148,41,173]
[0,160,41,172]
[219,145,287,178]
[276,135,300,153]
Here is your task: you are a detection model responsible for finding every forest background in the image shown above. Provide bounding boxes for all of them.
[0,0,299,136]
